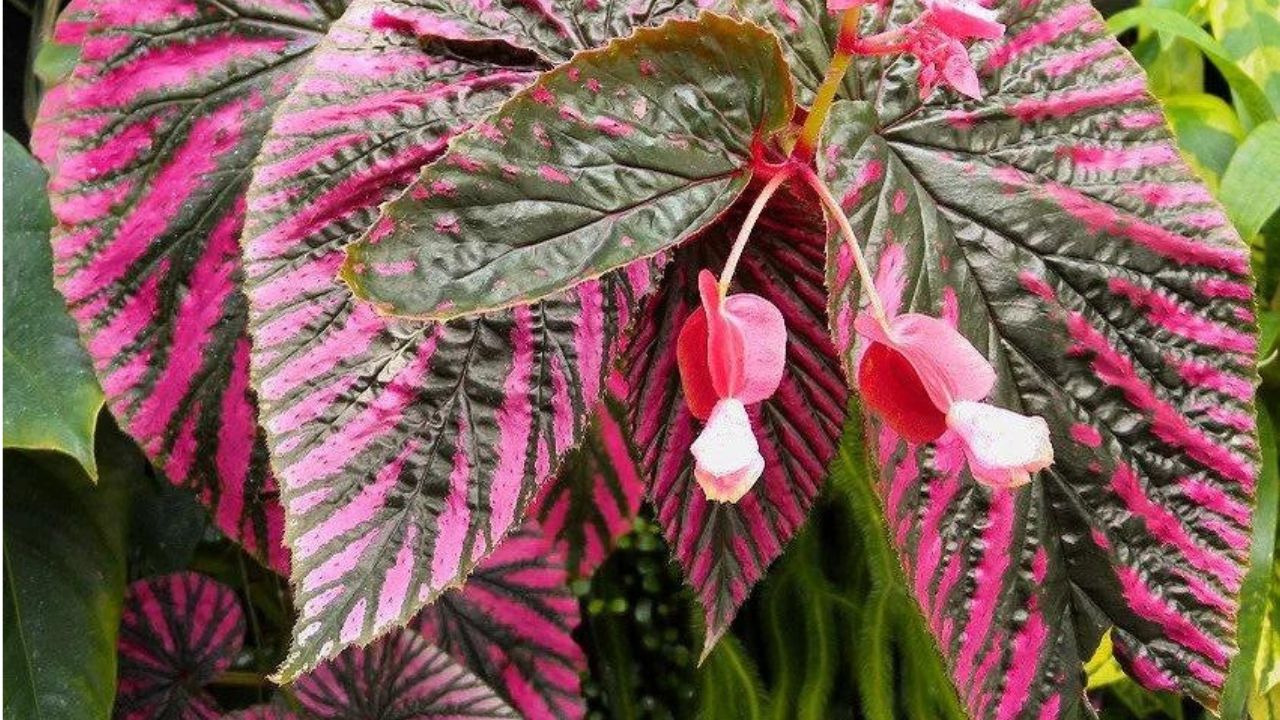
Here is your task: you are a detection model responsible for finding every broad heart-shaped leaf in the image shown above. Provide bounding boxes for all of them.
[806,0,1259,712]
[414,524,586,719]
[2,134,103,475]
[340,13,795,321]
[530,384,646,577]
[627,184,849,658]
[293,629,517,719]
[31,0,353,573]
[242,0,678,682]
[115,572,245,719]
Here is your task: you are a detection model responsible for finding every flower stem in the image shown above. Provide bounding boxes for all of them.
[797,166,890,330]
[791,6,863,162]
[718,169,793,293]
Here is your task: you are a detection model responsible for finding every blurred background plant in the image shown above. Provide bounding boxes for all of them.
[2,0,1278,718]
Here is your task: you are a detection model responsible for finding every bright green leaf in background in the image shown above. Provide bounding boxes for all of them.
[1219,120,1280,240]
[1161,93,1245,186]
[2,133,103,476]
[2,421,141,720]
[1207,0,1280,114]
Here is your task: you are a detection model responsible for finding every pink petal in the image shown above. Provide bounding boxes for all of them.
[941,39,983,99]
[827,0,869,9]
[946,400,1054,488]
[691,399,765,503]
[721,292,787,405]
[860,313,995,410]
[924,0,1005,40]
[699,270,746,398]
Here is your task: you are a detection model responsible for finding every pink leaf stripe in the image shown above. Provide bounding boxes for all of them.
[31,0,349,573]
[627,185,849,657]
[293,629,517,718]
[415,525,587,719]
[815,0,1258,713]
[242,0,670,680]
[531,385,647,577]
[115,573,245,720]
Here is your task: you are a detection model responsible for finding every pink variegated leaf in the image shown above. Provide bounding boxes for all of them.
[31,0,353,573]
[531,383,647,578]
[115,573,245,720]
[293,629,516,719]
[243,0,694,682]
[415,525,587,719]
[627,185,849,657]
[808,0,1259,714]
[223,705,301,720]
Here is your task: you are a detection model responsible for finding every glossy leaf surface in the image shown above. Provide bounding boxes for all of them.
[627,186,848,657]
[293,629,516,719]
[31,0,351,572]
[811,0,1259,711]
[341,14,794,320]
[115,573,245,719]
[2,134,103,474]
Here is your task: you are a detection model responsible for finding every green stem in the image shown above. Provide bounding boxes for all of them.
[791,7,863,162]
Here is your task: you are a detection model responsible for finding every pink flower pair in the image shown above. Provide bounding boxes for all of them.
[676,268,1053,502]
[827,0,1005,100]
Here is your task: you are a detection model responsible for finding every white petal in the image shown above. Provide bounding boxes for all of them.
[691,399,765,503]
[946,400,1053,488]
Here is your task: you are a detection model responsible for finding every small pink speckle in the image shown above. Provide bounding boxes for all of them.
[594,117,634,138]
[559,106,583,123]
[533,124,552,148]
[567,67,580,81]
[501,164,520,178]
[1070,423,1102,448]
[431,179,457,196]
[475,122,504,143]
[1018,271,1056,302]
[448,154,484,172]
[538,165,572,185]
[435,213,460,234]
[531,86,555,105]
[638,59,656,76]
[368,217,395,243]
[892,189,908,214]
[631,96,649,119]
[586,78,602,93]
[620,236,635,247]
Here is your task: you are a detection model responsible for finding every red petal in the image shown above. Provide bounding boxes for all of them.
[677,308,719,420]
[858,342,948,443]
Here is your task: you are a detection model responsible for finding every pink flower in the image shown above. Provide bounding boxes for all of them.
[827,0,871,11]
[677,270,787,502]
[921,0,1004,41]
[905,26,984,99]
[855,311,1053,489]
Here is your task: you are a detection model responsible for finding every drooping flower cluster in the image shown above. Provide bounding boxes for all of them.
[677,270,787,502]
[856,312,1053,488]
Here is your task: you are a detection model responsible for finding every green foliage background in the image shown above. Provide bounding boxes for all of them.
[2,0,1278,718]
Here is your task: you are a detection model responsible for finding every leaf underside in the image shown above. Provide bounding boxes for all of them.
[775,0,1260,714]
[414,525,587,719]
[293,629,517,718]
[340,13,796,320]
[32,0,351,572]
[626,184,849,657]
[115,573,245,719]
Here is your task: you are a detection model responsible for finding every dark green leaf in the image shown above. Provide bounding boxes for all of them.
[2,134,102,475]
[2,423,137,720]
[342,13,795,320]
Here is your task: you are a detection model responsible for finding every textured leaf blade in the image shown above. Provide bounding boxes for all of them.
[2,134,103,474]
[115,573,245,719]
[242,0,669,681]
[815,0,1259,711]
[415,525,587,719]
[341,13,795,321]
[530,386,646,578]
[32,0,348,573]
[293,629,517,719]
[627,186,848,657]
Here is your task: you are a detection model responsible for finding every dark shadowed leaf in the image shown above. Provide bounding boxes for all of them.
[241,0,681,680]
[627,185,848,658]
[813,0,1259,711]
[223,705,301,720]
[341,14,795,321]
[293,629,516,719]
[30,0,353,573]
[114,573,245,719]
[415,525,586,719]
[2,134,103,475]
[530,387,646,578]
[2,426,135,720]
